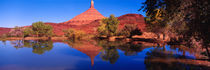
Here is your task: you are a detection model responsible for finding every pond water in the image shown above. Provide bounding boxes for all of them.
[0,40,209,70]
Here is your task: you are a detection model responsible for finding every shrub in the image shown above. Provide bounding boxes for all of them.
[63,29,86,40]
[118,24,142,38]
[23,28,33,37]
[8,26,24,37]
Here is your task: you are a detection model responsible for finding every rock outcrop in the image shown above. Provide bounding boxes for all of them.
[118,14,146,31]
[0,27,11,36]
[45,20,100,36]
[61,0,105,25]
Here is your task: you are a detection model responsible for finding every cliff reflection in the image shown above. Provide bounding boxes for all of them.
[65,40,102,66]
[8,39,209,69]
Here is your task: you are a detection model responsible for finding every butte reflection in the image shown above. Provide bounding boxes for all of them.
[65,40,102,66]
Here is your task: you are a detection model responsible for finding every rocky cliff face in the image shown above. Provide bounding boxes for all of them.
[48,14,146,36]
[118,14,146,31]
[61,7,105,25]
[61,0,105,26]
[0,27,11,36]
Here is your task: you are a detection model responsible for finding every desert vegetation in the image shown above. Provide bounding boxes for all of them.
[63,28,86,40]
[140,0,209,59]
[0,0,209,69]
[97,15,143,39]
[118,24,142,38]
[24,21,54,37]
[0,22,54,40]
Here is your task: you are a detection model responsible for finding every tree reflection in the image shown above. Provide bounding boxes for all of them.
[31,40,53,55]
[118,42,143,56]
[11,40,53,55]
[101,46,119,64]
[97,40,120,64]
[144,46,210,70]
[97,40,147,64]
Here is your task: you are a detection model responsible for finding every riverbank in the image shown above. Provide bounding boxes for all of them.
[0,32,170,43]
[98,32,171,44]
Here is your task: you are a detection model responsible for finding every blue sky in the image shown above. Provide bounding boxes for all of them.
[0,0,146,28]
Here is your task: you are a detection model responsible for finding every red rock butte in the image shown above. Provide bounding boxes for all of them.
[62,0,105,25]
[0,27,11,36]
[0,0,146,36]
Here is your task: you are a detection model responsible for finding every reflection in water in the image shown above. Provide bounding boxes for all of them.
[118,43,144,56]
[100,46,119,64]
[10,40,53,55]
[3,40,209,70]
[144,46,209,70]
[97,40,120,64]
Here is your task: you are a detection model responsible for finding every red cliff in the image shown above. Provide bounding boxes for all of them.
[0,27,11,36]
[61,0,105,25]
[118,14,146,31]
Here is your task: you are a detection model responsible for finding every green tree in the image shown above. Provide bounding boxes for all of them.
[140,0,210,58]
[98,15,120,37]
[23,28,33,37]
[32,22,53,37]
[142,7,169,39]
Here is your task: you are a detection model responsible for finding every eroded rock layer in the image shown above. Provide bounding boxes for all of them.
[47,14,145,36]
[0,27,11,36]
[61,0,105,25]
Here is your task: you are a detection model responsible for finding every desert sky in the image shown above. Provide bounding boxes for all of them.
[0,0,146,27]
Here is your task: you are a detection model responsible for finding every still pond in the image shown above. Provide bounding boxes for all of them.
[0,40,209,70]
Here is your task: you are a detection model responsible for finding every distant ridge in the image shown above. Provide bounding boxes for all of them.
[0,27,11,36]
